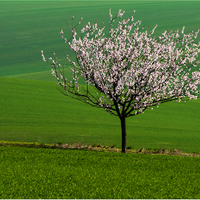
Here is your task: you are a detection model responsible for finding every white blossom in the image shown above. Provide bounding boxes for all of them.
[42,9,200,152]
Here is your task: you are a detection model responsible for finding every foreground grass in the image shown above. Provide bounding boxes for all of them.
[1,146,200,199]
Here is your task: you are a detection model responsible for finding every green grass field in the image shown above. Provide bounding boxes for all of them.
[0,1,200,152]
[1,146,200,199]
[0,1,200,198]
[1,77,200,153]
[1,1,200,79]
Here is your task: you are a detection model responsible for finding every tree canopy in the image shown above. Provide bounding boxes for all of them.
[42,9,200,152]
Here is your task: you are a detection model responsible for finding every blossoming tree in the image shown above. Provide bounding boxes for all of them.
[42,9,200,153]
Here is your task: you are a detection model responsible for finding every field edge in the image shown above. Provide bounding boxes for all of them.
[1,140,200,157]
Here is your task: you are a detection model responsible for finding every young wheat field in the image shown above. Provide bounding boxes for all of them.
[0,1,200,198]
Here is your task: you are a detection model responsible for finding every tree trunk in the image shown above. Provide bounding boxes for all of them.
[120,116,126,153]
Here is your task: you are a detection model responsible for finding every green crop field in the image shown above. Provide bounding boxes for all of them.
[0,1,200,198]
[0,77,200,153]
[0,1,200,152]
[1,1,200,79]
[1,146,200,199]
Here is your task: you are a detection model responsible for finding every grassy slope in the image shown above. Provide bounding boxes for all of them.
[1,77,200,153]
[1,146,200,199]
[0,1,200,152]
[1,1,200,80]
